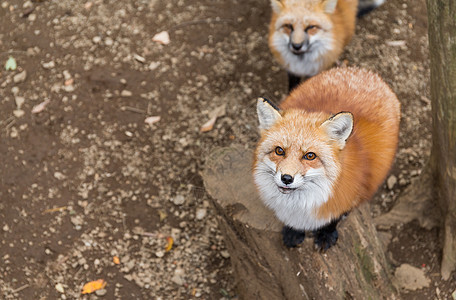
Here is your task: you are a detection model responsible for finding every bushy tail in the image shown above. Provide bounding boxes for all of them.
[357,0,385,17]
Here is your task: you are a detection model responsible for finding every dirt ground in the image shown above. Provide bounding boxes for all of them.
[0,0,455,299]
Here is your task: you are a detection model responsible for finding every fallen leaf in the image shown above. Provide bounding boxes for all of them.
[113,256,120,265]
[32,99,50,114]
[81,279,106,294]
[145,116,160,125]
[158,209,167,221]
[165,236,173,252]
[200,116,216,132]
[152,31,170,45]
[5,56,17,71]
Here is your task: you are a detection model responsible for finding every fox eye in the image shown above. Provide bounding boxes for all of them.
[305,25,319,34]
[275,146,285,156]
[283,24,293,31]
[303,152,317,160]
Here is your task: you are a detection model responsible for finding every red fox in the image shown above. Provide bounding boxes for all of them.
[253,67,400,250]
[269,0,385,91]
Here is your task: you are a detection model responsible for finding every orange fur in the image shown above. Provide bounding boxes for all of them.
[279,67,401,219]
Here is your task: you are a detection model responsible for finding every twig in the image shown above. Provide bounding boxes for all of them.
[4,118,16,130]
[168,18,234,32]
[12,284,29,293]
[121,106,146,114]
[0,116,14,127]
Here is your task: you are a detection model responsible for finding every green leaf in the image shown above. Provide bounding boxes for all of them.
[5,56,17,71]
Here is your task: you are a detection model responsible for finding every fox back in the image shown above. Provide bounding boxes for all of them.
[269,0,357,78]
[254,68,400,231]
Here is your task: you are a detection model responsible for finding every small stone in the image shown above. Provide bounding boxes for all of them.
[172,195,185,205]
[92,36,102,43]
[15,96,25,108]
[149,62,160,71]
[394,263,430,291]
[63,85,75,92]
[105,38,114,46]
[63,70,72,80]
[121,90,132,97]
[55,283,65,293]
[13,110,25,118]
[220,250,230,259]
[54,172,66,180]
[42,61,55,69]
[387,175,397,190]
[13,71,27,83]
[11,86,19,95]
[452,289,456,300]
[155,250,164,258]
[70,215,83,227]
[95,289,107,296]
[195,208,207,220]
[3,224,9,232]
[28,13,36,21]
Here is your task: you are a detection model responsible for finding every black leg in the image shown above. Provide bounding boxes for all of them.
[288,73,301,93]
[313,218,341,251]
[282,225,306,248]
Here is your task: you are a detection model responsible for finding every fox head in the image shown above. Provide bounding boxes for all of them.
[269,0,339,77]
[254,97,353,228]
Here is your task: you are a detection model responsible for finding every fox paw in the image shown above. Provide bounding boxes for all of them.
[282,226,306,248]
[313,228,338,251]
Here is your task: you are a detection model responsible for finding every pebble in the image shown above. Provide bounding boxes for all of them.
[220,250,230,259]
[387,175,397,190]
[13,110,25,118]
[95,288,107,296]
[13,71,27,83]
[15,96,25,109]
[155,251,164,258]
[3,224,9,232]
[42,61,56,69]
[196,208,207,220]
[105,37,114,46]
[92,36,102,44]
[120,90,132,97]
[55,283,65,293]
[172,195,185,205]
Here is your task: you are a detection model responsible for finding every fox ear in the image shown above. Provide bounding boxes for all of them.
[257,97,282,131]
[322,0,338,13]
[320,112,353,149]
[270,0,284,13]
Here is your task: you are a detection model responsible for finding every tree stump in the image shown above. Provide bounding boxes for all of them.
[202,146,396,299]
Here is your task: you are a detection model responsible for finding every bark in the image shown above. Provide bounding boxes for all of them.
[202,146,396,299]
[427,0,456,280]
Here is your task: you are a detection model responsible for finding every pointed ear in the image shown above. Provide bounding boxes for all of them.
[322,0,338,13]
[270,0,284,14]
[320,112,353,149]
[257,97,282,131]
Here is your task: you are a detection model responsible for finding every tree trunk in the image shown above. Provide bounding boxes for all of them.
[202,146,395,299]
[427,0,456,280]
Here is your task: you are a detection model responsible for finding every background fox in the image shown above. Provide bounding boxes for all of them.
[253,67,400,250]
[269,0,385,91]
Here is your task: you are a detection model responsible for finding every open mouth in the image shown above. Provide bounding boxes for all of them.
[278,186,297,194]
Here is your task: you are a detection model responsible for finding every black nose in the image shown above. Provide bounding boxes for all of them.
[281,174,294,185]
[291,42,303,51]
